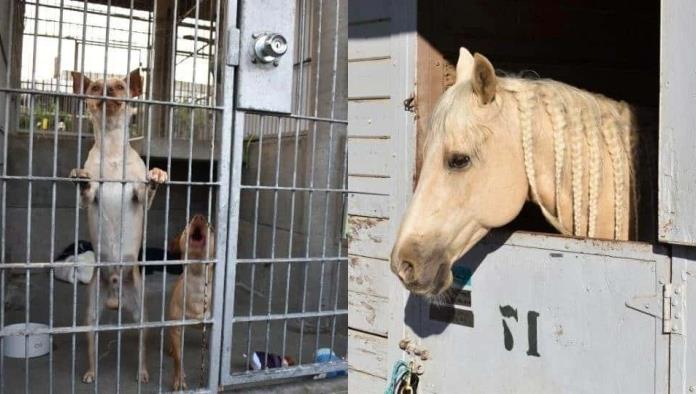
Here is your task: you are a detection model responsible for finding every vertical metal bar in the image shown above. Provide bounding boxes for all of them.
[263,116,283,370]
[48,2,67,392]
[299,0,324,365]
[214,0,241,384]
[141,2,157,394]
[245,114,264,372]
[315,0,342,356]
[72,2,90,392]
[0,1,15,392]
[281,0,308,364]
[115,1,136,391]
[25,2,41,391]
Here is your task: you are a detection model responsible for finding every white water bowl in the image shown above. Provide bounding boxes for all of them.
[2,323,50,358]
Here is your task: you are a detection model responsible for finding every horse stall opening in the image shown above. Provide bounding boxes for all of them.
[0,0,348,392]
[347,0,696,393]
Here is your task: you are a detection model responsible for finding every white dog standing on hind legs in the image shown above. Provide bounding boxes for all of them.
[69,69,168,384]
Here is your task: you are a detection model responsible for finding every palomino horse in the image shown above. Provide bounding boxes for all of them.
[391,47,640,297]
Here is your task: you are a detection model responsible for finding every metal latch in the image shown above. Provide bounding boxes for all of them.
[626,283,684,335]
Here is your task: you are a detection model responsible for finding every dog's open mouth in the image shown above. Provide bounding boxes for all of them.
[189,224,206,246]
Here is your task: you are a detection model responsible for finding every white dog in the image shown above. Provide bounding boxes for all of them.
[70,69,167,384]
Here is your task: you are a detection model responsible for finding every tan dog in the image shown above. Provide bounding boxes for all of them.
[167,215,215,390]
[69,70,168,383]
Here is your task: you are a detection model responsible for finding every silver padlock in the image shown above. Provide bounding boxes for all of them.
[252,33,288,66]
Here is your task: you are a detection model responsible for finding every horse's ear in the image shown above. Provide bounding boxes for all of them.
[455,47,475,84]
[472,53,497,105]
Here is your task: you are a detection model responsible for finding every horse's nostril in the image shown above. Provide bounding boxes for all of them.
[398,260,414,283]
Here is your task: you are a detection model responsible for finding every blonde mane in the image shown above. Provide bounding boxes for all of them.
[426,76,636,240]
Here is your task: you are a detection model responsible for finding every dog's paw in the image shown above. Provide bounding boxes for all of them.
[82,370,95,383]
[137,369,149,383]
[172,374,187,391]
[147,168,168,184]
[69,168,91,181]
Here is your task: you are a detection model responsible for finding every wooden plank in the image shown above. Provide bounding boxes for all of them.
[347,138,390,177]
[348,192,389,218]
[347,215,391,259]
[348,60,392,99]
[658,0,696,246]
[348,21,391,61]
[347,99,392,138]
[348,369,388,393]
[349,291,389,336]
[348,329,388,378]
[348,254,392,298]
[348,175,392,196]
[348,0,390,24]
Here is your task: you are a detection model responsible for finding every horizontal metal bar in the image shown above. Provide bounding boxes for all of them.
[0,87,222,111]
[0,175,219,186]
[0,259,217,270]
[240,184,386,196]
[0,319,212,337]
[231,309,347,324]
[235,256,347,264]
[227,361,348,386]
[239,109,347,124]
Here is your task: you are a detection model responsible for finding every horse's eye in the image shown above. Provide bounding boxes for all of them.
[447,153,471,169]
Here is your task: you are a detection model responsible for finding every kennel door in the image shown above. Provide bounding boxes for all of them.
[398,234,670,394]
[658,0,696,246]
[220,0,348,388]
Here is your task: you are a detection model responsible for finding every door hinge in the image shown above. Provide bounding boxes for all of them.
[626,283,684,335]
[226,27,241,66]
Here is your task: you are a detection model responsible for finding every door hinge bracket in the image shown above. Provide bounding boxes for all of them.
[626,283,684,335]
[226,27,241,66]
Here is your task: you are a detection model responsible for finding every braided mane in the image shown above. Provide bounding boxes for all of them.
[507,77,635,240]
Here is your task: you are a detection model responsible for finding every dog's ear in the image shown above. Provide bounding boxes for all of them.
[124,69,143,97]
[71,72,91,94]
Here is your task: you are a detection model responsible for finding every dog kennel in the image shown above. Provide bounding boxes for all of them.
[348,0,696,393]
[0,0,347,392]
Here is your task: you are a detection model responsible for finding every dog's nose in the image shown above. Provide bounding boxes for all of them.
[107,86,114,96]
[110,275,119,286]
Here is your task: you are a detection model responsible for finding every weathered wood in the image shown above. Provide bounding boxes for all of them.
[348,21,391,61]
[349,291,389,336]
[348,254,392,298]
[348,138,391,177]
[348,329,388,378]
[347,99,392,138]
[658,0,696,246]
[348,191,390,219]
[347,173,391,217]
[348,60,392,100]
[348,369,388,393]
[347,215,391,260]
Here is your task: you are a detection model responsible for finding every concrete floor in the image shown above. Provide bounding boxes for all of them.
[2,270,347,393]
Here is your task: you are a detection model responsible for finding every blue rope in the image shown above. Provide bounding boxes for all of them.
[385,360,411,394]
